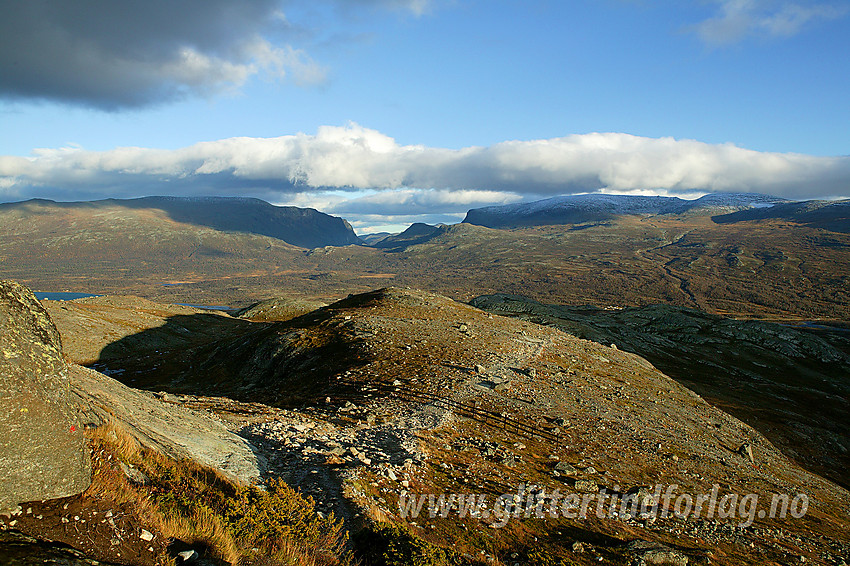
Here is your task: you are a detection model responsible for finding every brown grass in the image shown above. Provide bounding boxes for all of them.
[85,421,348,565]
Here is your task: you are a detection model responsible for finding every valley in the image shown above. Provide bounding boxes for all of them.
[2,194,849,565]
[2,197,849,322]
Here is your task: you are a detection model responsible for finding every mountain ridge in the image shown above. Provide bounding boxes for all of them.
[463,193,788,228]
[0,196,362,248]
[713,198,850,232]
[370,222,444,249]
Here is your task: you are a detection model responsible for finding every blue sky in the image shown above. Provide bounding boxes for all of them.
[1,0,849,233]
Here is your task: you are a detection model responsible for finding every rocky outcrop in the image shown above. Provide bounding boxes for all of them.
[69,364,262,485]
[0,281,90,511]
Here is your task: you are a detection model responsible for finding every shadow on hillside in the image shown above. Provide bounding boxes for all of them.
[90,308,367,407]
[11,197,362,248]
[91,312,265,393]
[93,312,253,365]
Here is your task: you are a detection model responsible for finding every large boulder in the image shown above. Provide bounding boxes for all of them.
[0,281,90,511]
[70,364,263,486]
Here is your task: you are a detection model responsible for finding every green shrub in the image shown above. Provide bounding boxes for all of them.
[90,422,347,565]
[226,478,346,556]
[355,523,471,566]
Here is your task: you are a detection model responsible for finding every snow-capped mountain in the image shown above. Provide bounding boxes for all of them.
[463,193,788,228]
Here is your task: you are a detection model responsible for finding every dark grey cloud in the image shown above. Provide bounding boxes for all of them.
[0,0,325,108]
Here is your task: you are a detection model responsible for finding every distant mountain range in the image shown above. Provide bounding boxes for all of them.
[364,193,837,248]
[3,193,849,320]
[713,198,850,233]
[463,193,787,228]
[0,196,362,248]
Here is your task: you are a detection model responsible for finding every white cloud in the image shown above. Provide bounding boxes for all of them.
[329,188,525,215]
[1,124,849,206]
[241,38,327,86]
[694,0,849,45]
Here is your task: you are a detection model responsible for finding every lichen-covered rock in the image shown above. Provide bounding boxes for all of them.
[628,540,689,566]
[0,280,90,511]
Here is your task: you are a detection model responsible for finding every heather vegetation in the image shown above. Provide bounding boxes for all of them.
[85,422,348,565]
[3,197,849,565]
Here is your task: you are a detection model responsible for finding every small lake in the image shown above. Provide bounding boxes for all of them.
[35,292,102,301]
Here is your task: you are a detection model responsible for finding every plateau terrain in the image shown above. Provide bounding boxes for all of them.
[5,0,848,563]
[1,195,849,321]
[1,193,849,565]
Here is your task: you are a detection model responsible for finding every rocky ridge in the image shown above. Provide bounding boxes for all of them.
[70,286,850,565]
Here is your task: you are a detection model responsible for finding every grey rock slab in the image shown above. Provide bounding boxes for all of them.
[70,364,263,485]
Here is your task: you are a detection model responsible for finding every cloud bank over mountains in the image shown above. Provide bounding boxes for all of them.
[2,123,848,203]
[3,2,846,232]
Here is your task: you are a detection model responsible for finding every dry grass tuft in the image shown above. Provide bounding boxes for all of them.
[85,421,348,565]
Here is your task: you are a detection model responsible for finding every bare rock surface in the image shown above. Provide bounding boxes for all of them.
[69,364,263,485]
[0,280,90,511]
